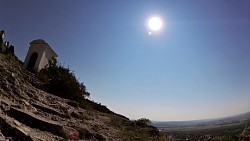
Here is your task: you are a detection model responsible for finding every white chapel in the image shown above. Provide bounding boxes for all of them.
[23,39,57,71]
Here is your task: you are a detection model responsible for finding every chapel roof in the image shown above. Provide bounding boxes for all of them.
[30,39,58,57]
[30,39,48,44]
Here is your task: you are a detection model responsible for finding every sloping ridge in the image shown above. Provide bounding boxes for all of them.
[0,53,160,141]
[0,53,121,140]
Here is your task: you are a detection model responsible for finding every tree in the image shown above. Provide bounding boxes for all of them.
[38,57,90,102]
[135,118,152,126]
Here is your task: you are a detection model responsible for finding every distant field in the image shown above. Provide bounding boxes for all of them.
[154,112,250,140]
[158,121,248,132]
[158,121,248,140]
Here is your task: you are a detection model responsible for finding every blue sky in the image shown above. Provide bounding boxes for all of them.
[1,0,250,121]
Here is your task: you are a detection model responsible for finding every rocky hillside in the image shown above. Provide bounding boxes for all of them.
[0,53,163,141]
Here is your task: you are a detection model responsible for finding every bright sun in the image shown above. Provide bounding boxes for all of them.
[148,17,163,31]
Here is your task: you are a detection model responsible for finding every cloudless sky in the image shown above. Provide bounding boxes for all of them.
[1,0,250,121]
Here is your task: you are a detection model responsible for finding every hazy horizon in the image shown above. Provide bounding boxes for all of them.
[151,110,250,122]
[1,0,250,121]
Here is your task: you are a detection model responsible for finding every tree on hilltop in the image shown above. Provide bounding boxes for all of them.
[39,57,90,102]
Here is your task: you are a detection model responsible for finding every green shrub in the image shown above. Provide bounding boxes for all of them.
[135,118,152,126]
[38,57,90,102]
[36,58,129,118]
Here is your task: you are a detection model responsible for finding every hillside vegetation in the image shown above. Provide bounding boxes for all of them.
[0,50,170,140]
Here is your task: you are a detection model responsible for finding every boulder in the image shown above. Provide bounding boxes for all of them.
[8,107,67,138]
[0,116,33,141]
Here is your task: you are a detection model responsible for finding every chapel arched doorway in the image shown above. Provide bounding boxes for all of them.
[26,52,38,72]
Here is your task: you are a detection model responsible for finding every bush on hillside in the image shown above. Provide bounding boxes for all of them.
[135,118,152,126]
[36,58,127,116]
[38,57,90,102]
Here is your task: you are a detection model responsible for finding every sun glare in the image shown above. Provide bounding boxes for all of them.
[148,17,163,31]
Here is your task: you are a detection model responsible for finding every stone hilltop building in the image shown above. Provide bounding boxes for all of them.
[23,39,58,71]
[0,30,14,53]
[0,30,5,52]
